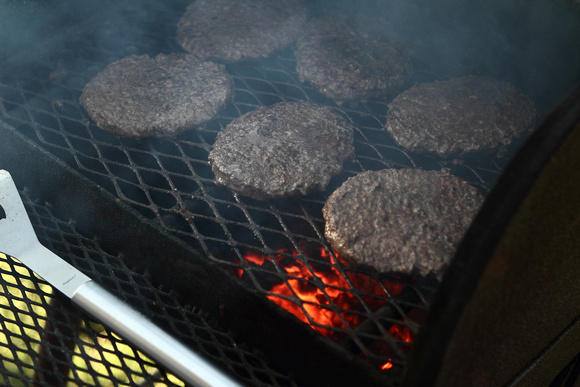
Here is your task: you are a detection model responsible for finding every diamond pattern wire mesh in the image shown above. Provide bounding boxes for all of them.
[0,0,533,384]
[0,188,297,386]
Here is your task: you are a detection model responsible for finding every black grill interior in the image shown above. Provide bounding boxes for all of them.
[1,0,579,385]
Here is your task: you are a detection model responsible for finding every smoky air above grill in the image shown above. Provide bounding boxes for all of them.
[0,0,579,386]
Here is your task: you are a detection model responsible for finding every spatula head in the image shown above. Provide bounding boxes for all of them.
[0,170,40,259]
[0,173,237,386]
[0,169,91,297]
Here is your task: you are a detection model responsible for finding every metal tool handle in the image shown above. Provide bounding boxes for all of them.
[72,280,240,387]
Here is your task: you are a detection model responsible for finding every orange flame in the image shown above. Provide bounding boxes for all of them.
[381,362,394,371]
[232,243,420,373]
[380,324,414,371]
[234,244,406,338]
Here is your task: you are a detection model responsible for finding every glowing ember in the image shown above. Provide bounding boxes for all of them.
[389,324,413,343]
[381,362,394,371]
[380,324,414,371]
[232,243,422,372]
[234,243,406,338]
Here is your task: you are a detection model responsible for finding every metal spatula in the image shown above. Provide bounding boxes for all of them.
[0,170,240,387]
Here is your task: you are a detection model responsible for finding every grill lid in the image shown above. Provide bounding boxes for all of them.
[404,83,580,386]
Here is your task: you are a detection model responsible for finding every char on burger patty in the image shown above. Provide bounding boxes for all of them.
[80,53,233,138]
[176,0,308,63]
[323,168,483,278]
[384,75,536,157]
[209,101,355,200]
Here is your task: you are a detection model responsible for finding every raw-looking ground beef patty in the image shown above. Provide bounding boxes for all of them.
[295,13,413,104]
[384,75,536,157]
[176,0,308,63]
[323,168,484,278]
[209,101,355,200]
[80,53,234,138]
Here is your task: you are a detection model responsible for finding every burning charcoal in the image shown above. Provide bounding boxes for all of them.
[209,101,354,200]
[296,13,413,104]
[80,53,234,138]
[176,0,308,63]
[384,75,536,157]
[235,243,408,339]
[323,168,484,278]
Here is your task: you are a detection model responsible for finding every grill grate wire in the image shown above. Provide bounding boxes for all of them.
[0,188,297,386]
[0,0,548,385]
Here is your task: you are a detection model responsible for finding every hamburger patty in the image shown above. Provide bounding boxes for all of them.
[323,168,483,278]
[209,101,355,200]
[295,13,413,104]
[80,53,234,138]
[385,75,536,157]
[176,0,308,63]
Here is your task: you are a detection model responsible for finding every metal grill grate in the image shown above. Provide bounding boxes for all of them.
[0,188,297,386]
[0,0,559,385]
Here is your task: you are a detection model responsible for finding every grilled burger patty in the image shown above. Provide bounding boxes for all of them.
[385,75,536,157]
[323,168,483,278]
[80,53,234,138]
[176,0,308,63]
[295,13,413,104]
[209,101,355,200]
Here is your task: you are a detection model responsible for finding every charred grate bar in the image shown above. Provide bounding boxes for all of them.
[0,0,560,385]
